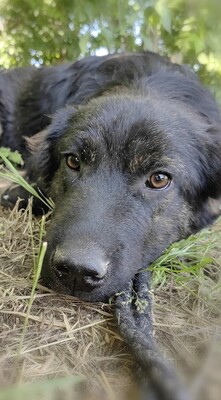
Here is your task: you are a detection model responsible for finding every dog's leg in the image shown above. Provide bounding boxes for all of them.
[114,271,189,400]
[1,182,30,209]
[1,181,49,215]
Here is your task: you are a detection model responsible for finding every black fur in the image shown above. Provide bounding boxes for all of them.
[0,51,192,155]
[0,66,35,150]
[1,52,221,302]
[1,51,221,400]
[114,271,189,400]
[37,74,221,302]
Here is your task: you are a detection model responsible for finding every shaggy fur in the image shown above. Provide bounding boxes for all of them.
[0,66,35,150]
[36,84,220,301]
[0,52,191,155]
[1,52,221,303]
[1,51,221,399]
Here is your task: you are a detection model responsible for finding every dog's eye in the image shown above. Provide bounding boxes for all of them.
[66,155,80,171]
[146,173,171,190]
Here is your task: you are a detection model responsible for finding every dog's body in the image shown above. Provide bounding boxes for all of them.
[0,66,36,151]
[2,51,221,399]
[0,52,191,155]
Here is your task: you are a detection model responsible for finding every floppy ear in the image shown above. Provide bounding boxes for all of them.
[26,105,77,190]
[174,76,221,232]
[190,124,221,231]
[24,128,49,154]
[192,197,221,232]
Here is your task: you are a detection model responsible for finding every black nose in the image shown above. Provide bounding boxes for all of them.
[52,244,109,284]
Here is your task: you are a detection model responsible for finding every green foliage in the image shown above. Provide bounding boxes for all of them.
[0,0,220,100]
[0,147,24,166]
[150,227,220,288]
[0,375,85,400]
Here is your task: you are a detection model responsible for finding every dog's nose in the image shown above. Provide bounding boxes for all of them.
[52,245,109,283]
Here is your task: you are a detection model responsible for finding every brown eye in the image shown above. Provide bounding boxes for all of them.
[66,155,80,171]
[147,173,171,190]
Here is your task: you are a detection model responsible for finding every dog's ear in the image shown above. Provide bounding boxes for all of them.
[26,106,77,188]
[190,124,221,231]
[142,72,221,233]
[191,197,221,232]
[24,128,49,153]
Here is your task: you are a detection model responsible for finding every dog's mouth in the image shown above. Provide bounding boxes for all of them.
[40,271,110,302]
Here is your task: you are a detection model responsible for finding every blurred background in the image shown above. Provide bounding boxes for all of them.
[0,0,220,101]
[0,2,221,399]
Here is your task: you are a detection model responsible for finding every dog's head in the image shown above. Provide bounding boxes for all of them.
[34,73,221,301]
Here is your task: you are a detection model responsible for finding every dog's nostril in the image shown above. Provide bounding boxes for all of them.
[52,245,109,282]
[54,263,70,278]
[54,262,107,282]
[76,263,107,279]
[83,263,108,279]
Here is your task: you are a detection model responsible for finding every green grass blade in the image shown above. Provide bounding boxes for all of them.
[0,154,54,210]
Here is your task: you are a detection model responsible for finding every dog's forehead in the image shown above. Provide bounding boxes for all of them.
[58,93,202,174]
[62,97,178,151]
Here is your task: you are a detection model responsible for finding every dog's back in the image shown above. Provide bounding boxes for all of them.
[0,51,195,155]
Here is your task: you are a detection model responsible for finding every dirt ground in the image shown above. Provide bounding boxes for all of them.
[0,179,221,400]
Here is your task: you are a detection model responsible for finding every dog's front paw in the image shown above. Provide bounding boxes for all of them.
[1,184,30,210]
[114,270,153,340]
[1,184,49,215]
[113,271,189,400]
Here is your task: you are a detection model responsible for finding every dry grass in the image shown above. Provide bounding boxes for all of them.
[0,201,221,400]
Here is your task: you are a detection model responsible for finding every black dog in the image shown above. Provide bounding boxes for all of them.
[2,52,221,399]
[1,52,221,303]
[38,79,221,304]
